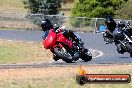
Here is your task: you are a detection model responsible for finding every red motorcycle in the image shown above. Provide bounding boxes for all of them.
[42,28,92,63]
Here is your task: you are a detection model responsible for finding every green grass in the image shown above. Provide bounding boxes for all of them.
[0,40,52,64]
[0,67,131,88]
[0,77,131,88]
[0,0,23,7]
[0,28,16,30]
[0,46,21,63]
[0,0,26,12]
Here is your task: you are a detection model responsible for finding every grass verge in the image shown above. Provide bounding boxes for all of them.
[0,40,52,64]
[0,0,26,13]
[0,65,131,88]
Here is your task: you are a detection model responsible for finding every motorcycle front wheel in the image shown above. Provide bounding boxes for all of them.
[81,50,92,62]
[54,46,73,63]
[126,43,132,57]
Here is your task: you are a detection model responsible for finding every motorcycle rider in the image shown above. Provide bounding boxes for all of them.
[41,18,84,48]
[103,16,124,53]
[103,15,116,44]
[41,18,85,61]
[41,19,53,39]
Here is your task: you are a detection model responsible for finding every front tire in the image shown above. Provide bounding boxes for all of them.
[116,43,125,54]
[130,53,132,57]
[126,43,132,57]
[81,50,92,62]
[54,47,73,63]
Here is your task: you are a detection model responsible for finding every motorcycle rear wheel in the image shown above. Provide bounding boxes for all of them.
[54,47,73,63]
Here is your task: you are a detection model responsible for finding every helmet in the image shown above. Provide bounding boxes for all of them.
[53,24,59,30]
[41,19,53,31]
[104,15,116,31]
[104,15,115,25]
[117,20,125,27]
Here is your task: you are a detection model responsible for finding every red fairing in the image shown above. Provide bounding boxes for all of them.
[43,29,73,50]
[43,29,57,49]
[56,33,73,48]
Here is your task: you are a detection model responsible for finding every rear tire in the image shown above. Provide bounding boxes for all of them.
[81,50,92,62]
[54,47,73,63]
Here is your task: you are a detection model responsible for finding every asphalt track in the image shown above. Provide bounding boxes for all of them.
[0,30,132,68]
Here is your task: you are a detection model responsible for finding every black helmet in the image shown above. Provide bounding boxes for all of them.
[117,20,125,27]
[104,15,115,24]
[41,19,53,31]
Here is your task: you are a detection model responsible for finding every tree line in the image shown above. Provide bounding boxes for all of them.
[23,0,132,20]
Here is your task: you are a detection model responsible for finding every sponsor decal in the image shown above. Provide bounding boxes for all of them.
[76,65,131,85]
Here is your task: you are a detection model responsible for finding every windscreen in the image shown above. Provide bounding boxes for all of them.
[42,31,49,39]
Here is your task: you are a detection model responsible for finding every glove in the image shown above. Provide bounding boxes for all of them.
[55,28,61,33]
[60,26,66,30]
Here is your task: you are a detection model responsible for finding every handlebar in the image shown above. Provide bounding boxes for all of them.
[117,21,130,31]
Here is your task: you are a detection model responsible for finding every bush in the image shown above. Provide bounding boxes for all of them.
[71,0,127,18]
[70,0,128,27]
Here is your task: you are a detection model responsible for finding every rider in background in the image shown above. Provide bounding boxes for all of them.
[103,15,117,44]
[103,16,125,53]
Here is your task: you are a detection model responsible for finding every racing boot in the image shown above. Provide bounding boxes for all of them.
[53,54,59,61]
[102,32,109,44]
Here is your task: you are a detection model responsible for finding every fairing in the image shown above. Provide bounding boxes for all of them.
[43,30,57,49]
[43,29,73,50]
[56,33,73,48]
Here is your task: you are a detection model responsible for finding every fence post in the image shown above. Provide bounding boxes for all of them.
[24,14,26,31]
[94,18,98,32]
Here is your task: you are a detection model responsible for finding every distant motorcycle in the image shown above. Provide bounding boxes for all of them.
[102,21,132,57]
[42,28,92,63]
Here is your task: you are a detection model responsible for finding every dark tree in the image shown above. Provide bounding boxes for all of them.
[23,0,62,15]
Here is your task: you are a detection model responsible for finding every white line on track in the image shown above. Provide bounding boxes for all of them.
[89,49,104,58]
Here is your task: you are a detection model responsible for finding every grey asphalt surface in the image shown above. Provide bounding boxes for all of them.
[0,30,132,66]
